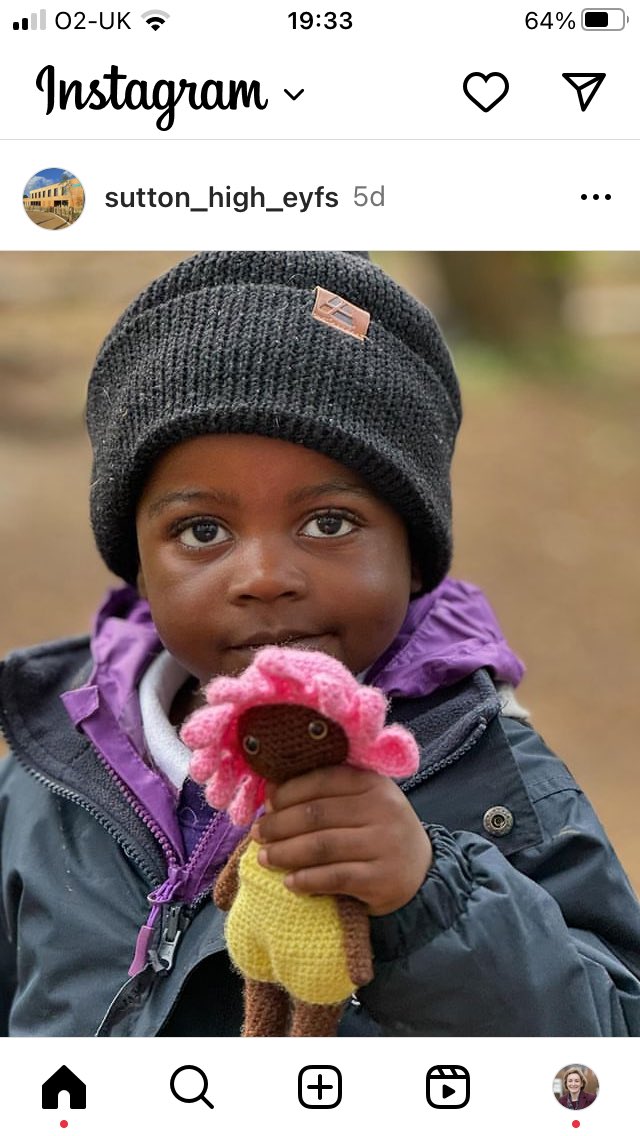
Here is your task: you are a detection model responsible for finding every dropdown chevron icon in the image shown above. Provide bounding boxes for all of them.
[284,88,304,100]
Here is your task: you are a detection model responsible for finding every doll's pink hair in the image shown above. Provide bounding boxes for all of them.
[180,646,420,825]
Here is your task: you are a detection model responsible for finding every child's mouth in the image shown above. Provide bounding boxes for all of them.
[231,632,328,653]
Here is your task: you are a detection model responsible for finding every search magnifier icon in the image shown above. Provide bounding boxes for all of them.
[170,1065,214,1109]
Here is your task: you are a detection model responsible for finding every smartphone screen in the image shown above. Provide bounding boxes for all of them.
[0,1,638,1131]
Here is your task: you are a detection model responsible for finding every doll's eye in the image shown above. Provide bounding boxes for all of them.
[301,510,358,538]
[308,719,328,741]
[177,519,230,548]
[242,735,261,756]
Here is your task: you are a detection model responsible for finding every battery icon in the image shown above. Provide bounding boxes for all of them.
[582,8,628,28]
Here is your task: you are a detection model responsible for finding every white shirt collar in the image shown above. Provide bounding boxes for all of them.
[138,649,193,790]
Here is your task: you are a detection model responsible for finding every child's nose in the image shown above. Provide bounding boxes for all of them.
[226,536,307,602]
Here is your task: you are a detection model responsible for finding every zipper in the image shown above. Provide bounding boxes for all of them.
[2,681,236,1036]
[95,892,215,1036]
[180,805,238,901]
[9,757,190,1034]
[88,742,179,872]
[13,761,165,889]
[68,718,240,903]
[148,901,191,972]
[9,737,205,979]
[13,741,226,970]
[140,818,234,974]
[0,693,172,887]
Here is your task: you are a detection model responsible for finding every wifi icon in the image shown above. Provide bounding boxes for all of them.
[142,9,169,30]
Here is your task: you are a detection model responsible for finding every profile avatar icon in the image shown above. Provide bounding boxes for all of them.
[23,167,85,229]
[553,1065,598,1111]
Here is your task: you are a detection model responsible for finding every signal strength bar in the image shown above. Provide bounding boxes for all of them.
[13,9,46,29]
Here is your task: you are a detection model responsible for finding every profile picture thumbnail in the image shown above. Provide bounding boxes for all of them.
[553,1064,599,1111]
[23,168,85,230]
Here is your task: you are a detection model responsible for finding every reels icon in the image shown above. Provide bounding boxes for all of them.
[426,1065,470,1109]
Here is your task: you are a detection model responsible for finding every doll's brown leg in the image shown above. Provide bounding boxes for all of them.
[213,834,252,911]
[243,979,289,1036]
[336,895,374,987]
[290,998,344,1037]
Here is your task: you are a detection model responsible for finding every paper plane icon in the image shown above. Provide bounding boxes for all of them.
[562,72,606,111]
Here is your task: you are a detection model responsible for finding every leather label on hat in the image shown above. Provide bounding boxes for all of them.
[312,286,370,341]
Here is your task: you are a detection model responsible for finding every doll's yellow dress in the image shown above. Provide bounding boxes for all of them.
[225,839,353,1004]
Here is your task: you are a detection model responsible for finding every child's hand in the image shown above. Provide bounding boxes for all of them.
[249,766,432,917]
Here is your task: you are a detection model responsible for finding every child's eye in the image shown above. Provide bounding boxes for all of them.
[175,519,231,548]
[300,511,358,538]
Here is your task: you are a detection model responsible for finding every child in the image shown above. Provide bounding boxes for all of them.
[1,250,639,1037]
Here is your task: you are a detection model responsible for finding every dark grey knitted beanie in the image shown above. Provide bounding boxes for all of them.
[87,251,462,593]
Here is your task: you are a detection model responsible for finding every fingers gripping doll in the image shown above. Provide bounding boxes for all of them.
[180,646,420,1037]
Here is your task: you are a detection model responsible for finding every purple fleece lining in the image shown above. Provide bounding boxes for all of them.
[366,578,525,695]
[62,683,186,858]
[60,585,187,856]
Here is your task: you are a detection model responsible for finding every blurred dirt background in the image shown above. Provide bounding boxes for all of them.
[0,251,638,891]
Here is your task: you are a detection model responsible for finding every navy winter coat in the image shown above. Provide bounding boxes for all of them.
[1,636,640,1036]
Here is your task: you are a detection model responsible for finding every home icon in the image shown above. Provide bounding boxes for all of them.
[42,1065,86,1109]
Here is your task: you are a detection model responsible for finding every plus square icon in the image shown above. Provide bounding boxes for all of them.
[298,1065,342,1109]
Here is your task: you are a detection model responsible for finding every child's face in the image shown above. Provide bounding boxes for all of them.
[135,434,422,683]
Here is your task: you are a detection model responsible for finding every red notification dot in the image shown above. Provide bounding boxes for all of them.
[60,1123,68,1130]
[572,1122,580,1129]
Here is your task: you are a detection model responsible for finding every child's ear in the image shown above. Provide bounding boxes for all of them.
[136,566,148,599]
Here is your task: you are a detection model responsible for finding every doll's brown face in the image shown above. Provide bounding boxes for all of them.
[135,435,422,694]
[236,703,348,781]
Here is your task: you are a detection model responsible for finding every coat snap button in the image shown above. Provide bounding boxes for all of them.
[483,805,514,836]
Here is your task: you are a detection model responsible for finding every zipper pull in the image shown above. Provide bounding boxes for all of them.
[148,902,189,973]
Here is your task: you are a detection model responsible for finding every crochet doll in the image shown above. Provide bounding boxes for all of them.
[180,646,420,1037]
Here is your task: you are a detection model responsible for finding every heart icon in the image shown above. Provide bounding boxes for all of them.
[463,72,509,112]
